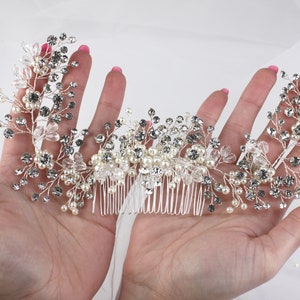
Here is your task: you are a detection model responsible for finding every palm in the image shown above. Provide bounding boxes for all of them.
[122,209,283,300]
[0,182,115,299]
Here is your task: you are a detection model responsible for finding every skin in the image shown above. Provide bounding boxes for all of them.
[0,47,299,299]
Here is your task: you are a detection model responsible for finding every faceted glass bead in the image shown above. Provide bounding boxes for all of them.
[27,167,39,178]
[31,193,39,202]
[52,186,63,197]
[21,153,33,164]
[3,128,14,139]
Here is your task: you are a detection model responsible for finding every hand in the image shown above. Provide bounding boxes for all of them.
[0,47,125,299]
[119,67,300,300]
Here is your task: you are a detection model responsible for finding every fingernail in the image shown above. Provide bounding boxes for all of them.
[268,65,278,74]
[78,45,90,53]
[221,88,229,95]
[41,43,51,53]
[111,66,123,73]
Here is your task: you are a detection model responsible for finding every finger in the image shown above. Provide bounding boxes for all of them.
[219,67,278,155]
[80,67,126,160]
[42,45,92,155]
[195,88,229,127]
[257,206,300,281]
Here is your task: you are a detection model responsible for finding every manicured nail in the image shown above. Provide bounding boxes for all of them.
[268,65,278,74]
[78,45,90,53]
[221,88,229,95]
[41,43,51,53]
[111,66,123,73]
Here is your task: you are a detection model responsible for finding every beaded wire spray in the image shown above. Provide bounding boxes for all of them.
[0,33,300,216]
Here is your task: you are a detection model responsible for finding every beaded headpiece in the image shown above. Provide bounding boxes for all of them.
[1,33,300,216]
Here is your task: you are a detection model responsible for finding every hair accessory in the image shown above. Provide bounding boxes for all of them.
[0,33,300,216]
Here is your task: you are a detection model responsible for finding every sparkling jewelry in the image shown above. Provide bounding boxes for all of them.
[0,33,300,216]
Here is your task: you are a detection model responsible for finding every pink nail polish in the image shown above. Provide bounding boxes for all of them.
[268,65,278,74]
[221,88,229,95]
[78,45,90,53]
[112,66,123,73]
[41,43,51,53]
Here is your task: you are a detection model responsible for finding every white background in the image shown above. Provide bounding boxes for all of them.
[1,0,300,299]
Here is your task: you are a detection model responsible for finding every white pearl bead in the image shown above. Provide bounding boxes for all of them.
[240,203,248,210]
[61,205,68,212]
[222,186,230,194]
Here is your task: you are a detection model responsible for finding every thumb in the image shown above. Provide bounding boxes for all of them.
[260,206,300,279]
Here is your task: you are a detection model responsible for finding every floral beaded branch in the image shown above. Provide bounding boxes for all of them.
[0,33,300,216]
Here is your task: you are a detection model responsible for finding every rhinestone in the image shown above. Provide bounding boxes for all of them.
[133,148,143,159]
[68,36,77,43]
[284,190,293,198]
[50,114,62,123]
[187,149,199,160]
[202,176,212,185]
[214,197,222,205]
[75,139,83,146]
[27,167,39,178]
[68,91,75,98]
[103,152,112,162]
[284,175,295,186]
[280,131,290,141]
[81,129,89,136]
[176,115,184,123]
[69,81,77,88]
[3,128,14,139]
[115,119,122,128]
[64,145,74,156]
[135,131,146,142]
[293,96,300,106]
[208,204,215,212]
[59,32,67,40]
[12,183,20,191]
[68,101,75,109]
[95,134,105,143]
[46,169,58,179]
[269,188,280,198]
[290,157,300,167]
[104,122,111,130]
[267,127,276,137]
[245,190,255,200]
[186,133,201,144]
[65,112,73,120]
[15,168,23,175]
[210,137,220,148]
[43,196,50,203]
[52,186,63,197]
[31,193,39,202]
[257,190,266,197]
[285,107,294,117]
[20,178,28,186]
[39,106,51,117]
[71,61,79,68]
[61,55,68,64]
[152,116,160,124]
[47,35,57,45]
[4,114,12,121]
[293,124,300,136]
[21,153,33,164]
[267,111,273,119]
[49,73,59,82]
[148,108,155,117]
[207,126,215,133]
[280,202,287,209]
[38,182,46,190]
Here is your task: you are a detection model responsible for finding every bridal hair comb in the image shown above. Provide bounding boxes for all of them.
[1,33,300,216]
